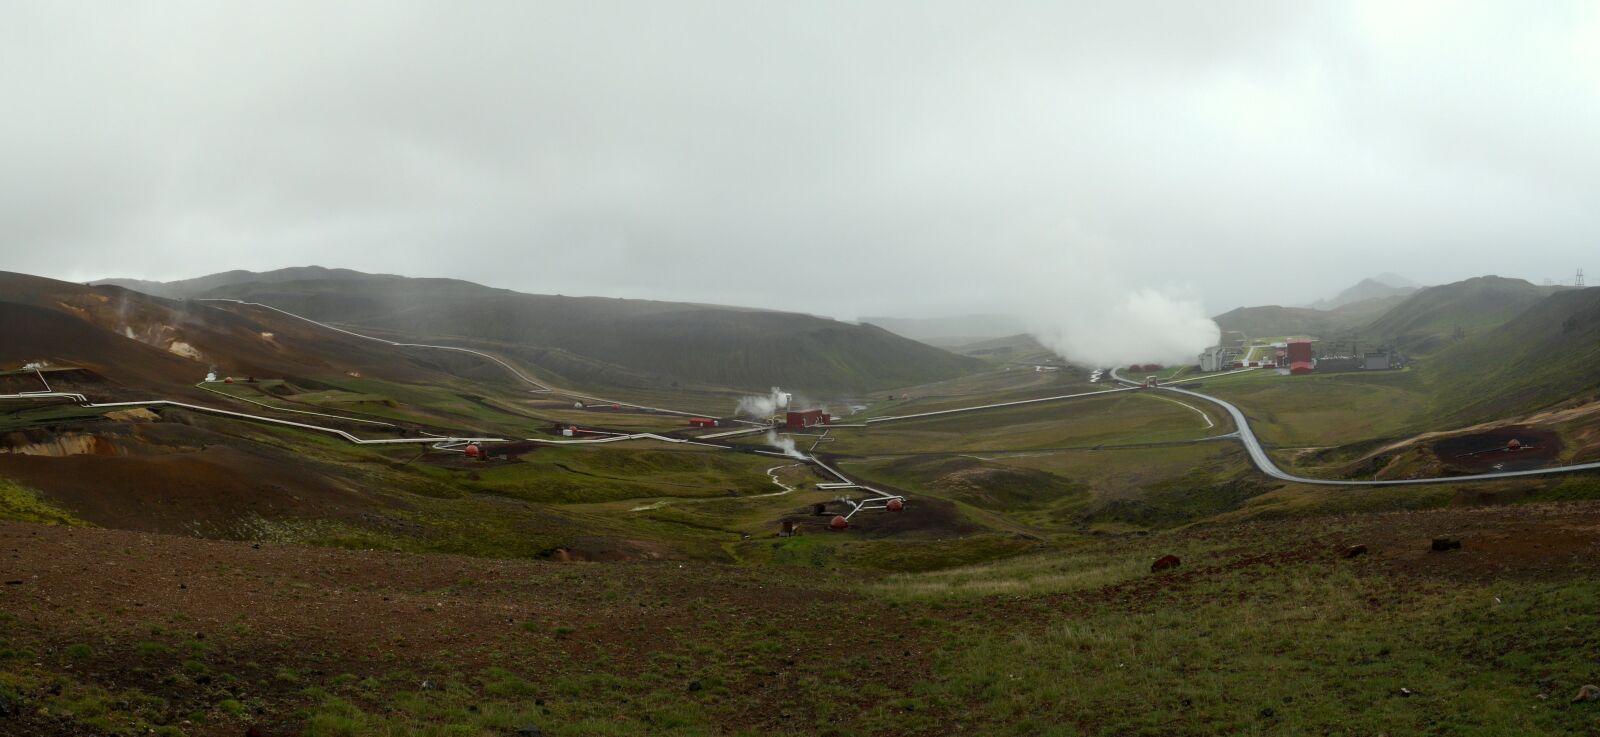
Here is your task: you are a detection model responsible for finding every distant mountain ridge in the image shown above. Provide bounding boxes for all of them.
[1364,275,1564,353]
[1307,277,1418,310]
[1216,275,1566,355]
[95,266,406,300]
[96,267,980,394]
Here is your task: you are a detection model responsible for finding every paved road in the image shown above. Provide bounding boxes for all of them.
[1109,368,1600,486]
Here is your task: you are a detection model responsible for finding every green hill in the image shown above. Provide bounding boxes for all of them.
[1213,295,1400,341]
[1427,286,1600,423]
[107,269,980,394]
[94,266,401,300]
[1365,275,1563,354]
[1216,276,1565,356]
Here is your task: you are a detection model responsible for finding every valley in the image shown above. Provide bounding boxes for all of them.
[4,268,1600,736]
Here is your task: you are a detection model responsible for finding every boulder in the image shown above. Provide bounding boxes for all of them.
[1341,545,1368,559]
[1430,537,1462,552]
[1574,684,1600,703]
[1151,554,1181,572]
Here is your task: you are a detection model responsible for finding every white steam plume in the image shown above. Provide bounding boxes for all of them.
[735,387,792,418]
[764,430,807,460]
[1026,288,1219,368]
[1012,224,1220,367]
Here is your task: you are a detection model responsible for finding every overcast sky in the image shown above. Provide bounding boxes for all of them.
[4,1,1598,321]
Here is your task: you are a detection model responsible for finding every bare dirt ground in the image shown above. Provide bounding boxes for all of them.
[1432,426,1563,472]
[0,521,932,736]
[3,501,1599,735]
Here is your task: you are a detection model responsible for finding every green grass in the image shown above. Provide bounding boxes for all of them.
[917,570,1600,736]
[0,403,111,432]
[0,478,89,526]
[820,392,1223,456]
[1201,369,1433,449]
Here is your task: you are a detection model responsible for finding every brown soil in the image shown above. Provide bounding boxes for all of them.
[1432,425,1562,472]
[1,273,521,400]
[1348,503,1600,582]
[0,521,929,736]
[778,493,981,539]
[2,501,1599,735]
[0,423,381,536]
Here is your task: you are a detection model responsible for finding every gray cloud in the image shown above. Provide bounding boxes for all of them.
[4,1,1598,324]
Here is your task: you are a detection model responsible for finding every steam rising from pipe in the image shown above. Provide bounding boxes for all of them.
[764,430,807,460]
[735,387,792,418]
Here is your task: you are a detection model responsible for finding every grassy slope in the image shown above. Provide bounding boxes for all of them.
[1428,287,1600,424]
[1212,294,1405,342]
[1366,276,1563,355]
[196,275,981,394]
[8,505,1600,736]
[1199,369,1433,449]
[817,392,1224,456]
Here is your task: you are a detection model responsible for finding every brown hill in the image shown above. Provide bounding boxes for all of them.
[1,272,493,398]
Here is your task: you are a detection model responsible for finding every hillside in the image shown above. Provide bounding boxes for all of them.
[860,313,1027,347]
[1429,286,1600,423]
[0,272,474,399]
[94,266,403,300]
[944,333,1058,363]
[1366,275,1565,354]
[1212,294,1400,341]
[108,268,981,394]
[1216,275,1563,354]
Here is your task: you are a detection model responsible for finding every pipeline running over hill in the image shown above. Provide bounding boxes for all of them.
[1106,367,1600,486]
[195,298,749,422]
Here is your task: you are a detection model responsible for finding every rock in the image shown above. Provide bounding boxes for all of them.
[514,725,544,737]
[687,680,703,692]
[3,580,21,586]
[1259,707,1275,718]
[1574,684,1600,703]
[1430,537,1461,552]
[420,680,435,690]
[1341,544,1368,559]
[1151,554,1181,572]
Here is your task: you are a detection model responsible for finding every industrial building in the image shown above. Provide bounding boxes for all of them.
[1286,339,1315,375]
[1363,352,1393,370]
[785,409,831,429]
[1199,346,1230,372]
[1315,357,1362,373]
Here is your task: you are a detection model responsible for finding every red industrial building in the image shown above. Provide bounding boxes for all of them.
[785,409,831,429]
[687,417,718,428]
[1286,339,1315,375]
